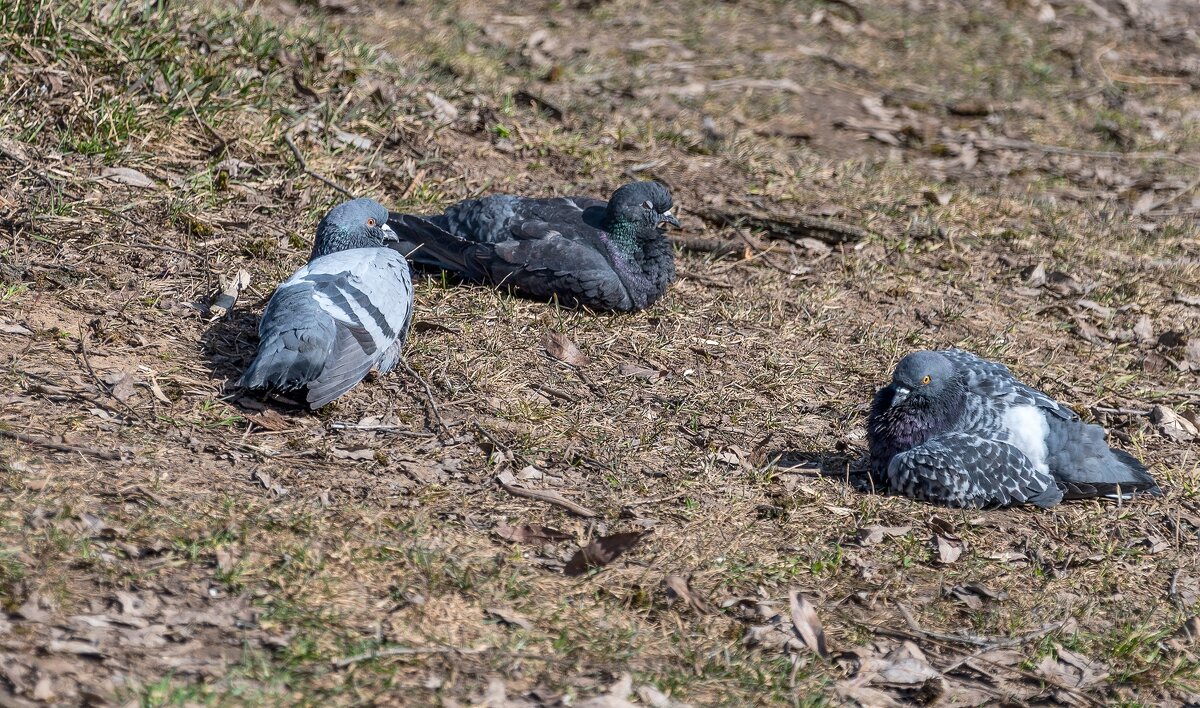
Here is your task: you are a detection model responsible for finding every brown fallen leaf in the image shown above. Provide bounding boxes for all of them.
[486,606,533,630]
[664,575,711,614]
[103,370,136,403]
[208,268,251,319]
[836,683,903,708]
[101,166,154,188]
[934,535,963,564]
[542,331,590,366]
[857,641,941,686]
[617,362,664,380]
[246,409,291,432]
[1150,405,1197,442]
[857,525,912,546]
[565,531,649,576]
[787,590,829,658]
[494,524,573,544]
[331,447,376,461]
[1133,314,1154,344]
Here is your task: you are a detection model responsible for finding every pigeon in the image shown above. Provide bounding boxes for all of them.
[238,198,414,409]
[866,348,1161,508]
[387,181,678,312]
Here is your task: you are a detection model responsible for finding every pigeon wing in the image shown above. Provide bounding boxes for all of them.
[887,432,1062,508]
[290,249,413,408]
[944,348,1077,421]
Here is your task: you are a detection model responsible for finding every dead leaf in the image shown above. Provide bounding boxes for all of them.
[101,166,154,188]
[215,548,237,573]
[1172,617,1200,644]
[947,584,1007,610]
[494,524,573,544]
[564,531,648,576]
[787,590,829,658]
[921,190,951,206]
[1021,262,1047,286]
[836,684,903,708]
[0,323,32,335]
[252,469,287,497]
[486,607,533,630]
[1045,270,1082,296]
[1076,299,1114,318]
[664,575,710,614]
[1133,314,1154,344]
[246,409,290,432]
[148,377,171,404]
[103,370,136,403]
[208,269,251,319]
[1038,645,1108,687]
[857,525,912,546]
[542,331,590,366]
[331,447,376,461]
[1151,405,1197,442]
[934,535,963,564]
[863,641,940,685]
[15,594,52,623]
[617,363,663,380]
[424,92,459,123]
[332,127,373,151]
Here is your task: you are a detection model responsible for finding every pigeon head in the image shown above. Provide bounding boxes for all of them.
[311,198,397,259]
[888,351,959,408]
[606,181,680,234]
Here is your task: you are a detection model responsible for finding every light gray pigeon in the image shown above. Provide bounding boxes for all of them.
[238,198,413,409]
[867,348,1161,508]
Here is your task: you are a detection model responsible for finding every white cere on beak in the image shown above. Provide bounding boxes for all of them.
[380,222,397,240]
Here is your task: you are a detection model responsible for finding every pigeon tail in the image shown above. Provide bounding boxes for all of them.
[237,287,337,397]
[1046,417,1161,499]
[387,213,489,280]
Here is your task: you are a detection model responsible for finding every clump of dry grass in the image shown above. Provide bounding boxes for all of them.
[0,0,1198,705]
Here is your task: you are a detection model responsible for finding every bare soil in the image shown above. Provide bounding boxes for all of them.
[1,0,1199,705]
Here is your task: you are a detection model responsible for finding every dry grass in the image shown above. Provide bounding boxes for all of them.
[1,0,1199,704]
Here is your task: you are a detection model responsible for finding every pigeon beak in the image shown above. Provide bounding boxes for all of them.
[657,210,681,229]
[891,386,910,406]
[380,222,398,243]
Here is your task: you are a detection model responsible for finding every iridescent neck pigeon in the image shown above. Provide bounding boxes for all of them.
[867,348,1161,508]
[238,198,414,409]
[386,181,678,312]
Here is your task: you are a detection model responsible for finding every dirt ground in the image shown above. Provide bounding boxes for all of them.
[1,0,1200,704]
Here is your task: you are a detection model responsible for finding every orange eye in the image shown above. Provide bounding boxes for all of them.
[367,218,376,227]
[921,375,931,385]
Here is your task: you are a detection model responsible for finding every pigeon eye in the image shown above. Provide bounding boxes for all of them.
[642,200,654,210]
[921,375,932,385]
[366,218,376,227]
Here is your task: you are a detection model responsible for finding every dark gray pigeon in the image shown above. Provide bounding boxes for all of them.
[867,349,1161,508]
[386,181,678,312]
[238,198,413,409]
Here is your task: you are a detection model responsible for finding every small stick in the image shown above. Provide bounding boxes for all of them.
[282,129,355,198]
[0,143,65,194]
[979,136,1199,166]
[1092,406,1150,417]
[333,645,488,668]
[495,473,598,518]
[0,428,121,461]
[329,421,436,437]
[670,236,749,259]
[402,361,449,437]
[528,382,577,403]
[76,326,143,422]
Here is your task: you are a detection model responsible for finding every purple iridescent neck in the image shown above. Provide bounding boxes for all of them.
[868,378,966,475]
